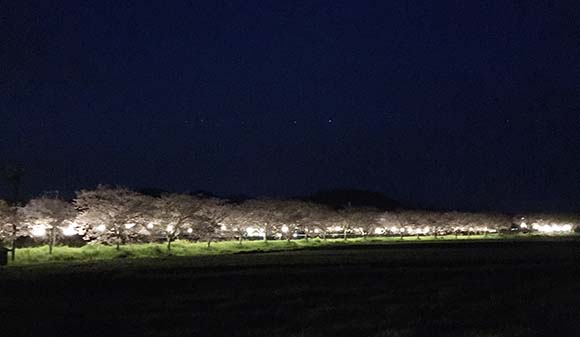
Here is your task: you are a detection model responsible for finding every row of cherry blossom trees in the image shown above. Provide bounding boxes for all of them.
[2,185,562,259]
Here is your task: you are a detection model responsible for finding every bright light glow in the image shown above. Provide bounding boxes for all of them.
[61,225,77,236]
[314,228,320,234]
[187,228,193,233]
[124,223,136,229]
[96,224,106,232]
[374,227,385,235]
[31,225,47,237]
[329,226,342,232]
[166,225,174,232]
[520,222,528,229]
[390,226,399,233]
[220,224,228,231]
[147,223,154,229]
[245,226,265,238]
[281,225,289,233]
[529,223,574,233]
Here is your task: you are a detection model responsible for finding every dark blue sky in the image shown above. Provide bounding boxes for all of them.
[2,1,580,211]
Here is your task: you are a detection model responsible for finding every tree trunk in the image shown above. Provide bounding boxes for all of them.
[400,231,404,240]
[238,235,243,246]
[49,227,55,255]
[10,238,16,261]
[10,223,17,261]
[207,237,212,248]
[263,225,268,242]
[322,230,327,241]
[167,238,172,251]
[116,227,127,250]
[343,227,348,240]
[304,229,309,241]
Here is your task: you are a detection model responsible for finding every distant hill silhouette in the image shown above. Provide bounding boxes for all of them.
[186,190,219,199]
[308,189,402,210]
[136,188,219,199]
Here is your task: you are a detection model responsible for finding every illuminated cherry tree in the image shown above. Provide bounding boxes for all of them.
[22,197,77,254]
[222,204,251,245]
[74,186,152,250]
[420,211,447,238]
[0,200,27,261]
[0,200,13,244]
[477,213,511,235]
[378,212,406,239]
[294,202,332,241]
[279,201,336,241]
[150,193,204,251]
[276,200,309,241]
[194,197,229,248]
[338,206,380,240]
[237,199,287,242]
[344,207,381,239]
[398,211,433,239]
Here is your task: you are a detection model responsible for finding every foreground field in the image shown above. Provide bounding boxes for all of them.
[2,240,580,337]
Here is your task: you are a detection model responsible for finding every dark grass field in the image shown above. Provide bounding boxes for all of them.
[2,240,580,337]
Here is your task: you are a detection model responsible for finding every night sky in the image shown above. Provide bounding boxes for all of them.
[2,1,580,212]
